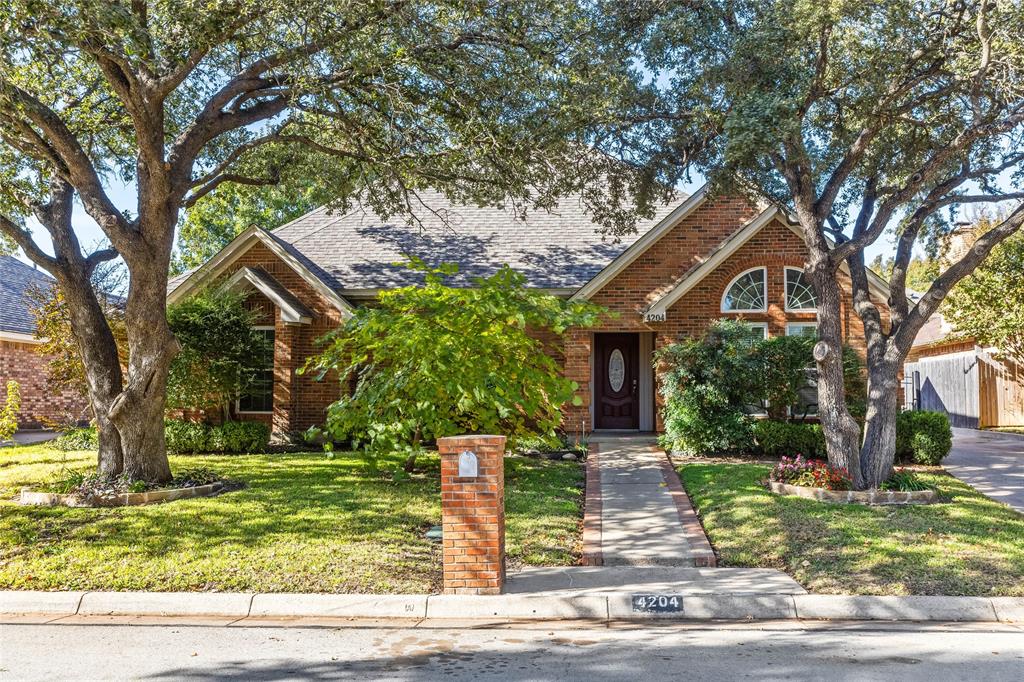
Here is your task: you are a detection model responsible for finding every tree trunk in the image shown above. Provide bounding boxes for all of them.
[109,247,178,484]
[58,278,126,478]
[859,360,900,488]
[810,259,864,488]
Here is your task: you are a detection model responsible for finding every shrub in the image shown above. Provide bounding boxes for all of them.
[164,420,211,454]
[0,380,20,442]
[656,320,760,454]
[165,419,270,454]
[53,426,99,451]
[768,455,852,491]
[752,420,825,458]
[880,469,932,492]
[216,420,270,454]
[895,411,952,465]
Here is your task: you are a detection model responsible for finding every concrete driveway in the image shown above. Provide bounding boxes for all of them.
[944,428,1024,514]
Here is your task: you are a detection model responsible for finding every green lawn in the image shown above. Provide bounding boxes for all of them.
[0,445,582,593]
[679,462,1024,596]
[987,426,1024,435]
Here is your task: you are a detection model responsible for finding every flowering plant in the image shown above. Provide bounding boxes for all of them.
[768,455,852,491]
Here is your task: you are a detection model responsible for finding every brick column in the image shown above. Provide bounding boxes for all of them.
[438,435,507,595]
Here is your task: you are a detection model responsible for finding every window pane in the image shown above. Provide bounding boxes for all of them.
[723,269,766,311]
[786,269,818,310]
[786,323,818,337]
[239,328,274,412]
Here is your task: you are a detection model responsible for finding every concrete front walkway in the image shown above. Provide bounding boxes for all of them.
[586,435,715,567]
[945,428,1024,514]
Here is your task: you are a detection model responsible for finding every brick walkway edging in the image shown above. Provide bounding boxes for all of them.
[655,447,717,567]
[581,442,602,566]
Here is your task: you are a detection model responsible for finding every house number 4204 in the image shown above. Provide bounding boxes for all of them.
[631,594,683,613]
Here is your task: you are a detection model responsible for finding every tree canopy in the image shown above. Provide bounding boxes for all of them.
[0,0,645,482]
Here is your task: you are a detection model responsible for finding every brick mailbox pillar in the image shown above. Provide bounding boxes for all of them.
[438,434,507,595]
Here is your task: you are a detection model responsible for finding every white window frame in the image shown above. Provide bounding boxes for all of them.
[785,321,819,337]
[783,267,818,313]
[236,325,275,415]
[721,267,768,313]
[743,321,769,340]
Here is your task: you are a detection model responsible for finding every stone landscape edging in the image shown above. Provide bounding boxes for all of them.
[3,591,1022,624]
[18,482,225,508]
[768,481,940,505]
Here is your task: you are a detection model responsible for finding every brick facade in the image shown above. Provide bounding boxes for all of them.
[186,194,889,439]
[0,339,90,428]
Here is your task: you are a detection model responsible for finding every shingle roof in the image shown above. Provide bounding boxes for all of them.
[269,190,681,290]
[0,255,54,336]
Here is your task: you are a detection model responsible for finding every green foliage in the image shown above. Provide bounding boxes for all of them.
[751,335,816,420]
[306,261,603,462]
[216,421,272,454]
[895,411,953,465]
[165,419,271,455]
[870,255,939,294]
[657,320,865,454]
[164,420,213,455]
[175,183,324,273]
[0,381,19,442]
[752,420,824,458]
[880,469,932,492]
[945,230,1024,366]
[166,289,271,416]
[655,320,761,454]
[52,427,99,452]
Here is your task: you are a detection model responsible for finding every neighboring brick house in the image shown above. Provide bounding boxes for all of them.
[0,255,90,428]
[167,185,891,438]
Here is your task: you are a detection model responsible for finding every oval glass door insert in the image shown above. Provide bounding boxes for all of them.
[608,349,625,392]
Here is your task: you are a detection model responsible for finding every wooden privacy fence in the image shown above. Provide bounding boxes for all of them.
[904,348,1024,428]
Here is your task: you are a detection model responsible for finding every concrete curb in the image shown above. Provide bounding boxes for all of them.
[3,591,1023,623]
[77,592,255,617]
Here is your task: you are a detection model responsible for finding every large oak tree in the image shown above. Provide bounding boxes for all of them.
[0,0,642,482]
[606,0,1024,488]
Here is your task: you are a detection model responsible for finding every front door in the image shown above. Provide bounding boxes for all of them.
[594,333,640,430]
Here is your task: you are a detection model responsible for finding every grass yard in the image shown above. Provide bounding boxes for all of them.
[679,462,1024,596]
[0,445,583,593]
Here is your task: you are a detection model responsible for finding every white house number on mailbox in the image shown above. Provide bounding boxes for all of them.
[458,450,479,478]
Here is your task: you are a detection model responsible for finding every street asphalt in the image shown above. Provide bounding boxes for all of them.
[2,621,1023,681]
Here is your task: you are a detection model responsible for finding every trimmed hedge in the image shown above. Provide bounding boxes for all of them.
[895,410,952,465]
[165,419,271,454]
[51,420,271,454]
[752,420,825,458]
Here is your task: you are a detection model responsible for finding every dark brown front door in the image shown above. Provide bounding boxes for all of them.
[594,333,639,430]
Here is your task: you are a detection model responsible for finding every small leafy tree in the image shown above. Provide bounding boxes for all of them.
[306,261,603,471]
[166,290,272,420]
[944,230,1024,367]
[0,381,19,442]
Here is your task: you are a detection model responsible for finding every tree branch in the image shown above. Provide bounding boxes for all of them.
[893,202,1024,352]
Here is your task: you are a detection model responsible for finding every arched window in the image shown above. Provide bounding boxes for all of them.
[722,267,767,312]
[785,267,817,311]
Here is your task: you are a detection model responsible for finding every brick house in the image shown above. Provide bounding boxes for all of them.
[167,185,891,438]
[0,255,90,428]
